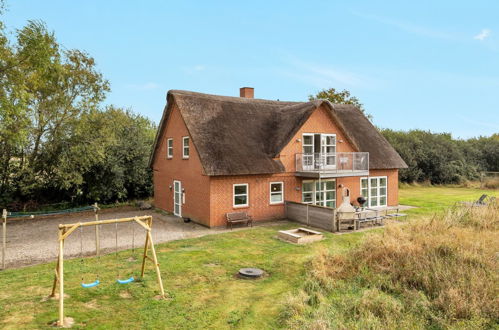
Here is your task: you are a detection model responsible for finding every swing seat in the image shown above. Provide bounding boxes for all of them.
[117,276,135,284]
[81,280,100,288]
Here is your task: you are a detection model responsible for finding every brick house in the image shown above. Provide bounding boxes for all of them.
[149,88,407,227]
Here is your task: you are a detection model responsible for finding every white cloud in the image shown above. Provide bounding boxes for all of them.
[278,56,377,88]
[474,29,491,41]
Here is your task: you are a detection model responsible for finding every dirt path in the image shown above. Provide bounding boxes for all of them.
[2,208,240,269]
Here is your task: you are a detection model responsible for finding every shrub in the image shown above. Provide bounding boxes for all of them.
[483,177,499,189]
[281,203,499,328]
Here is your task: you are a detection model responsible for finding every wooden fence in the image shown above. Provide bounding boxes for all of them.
[285,201,337,232]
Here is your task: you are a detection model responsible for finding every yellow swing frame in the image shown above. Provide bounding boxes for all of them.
[49,215,165,327]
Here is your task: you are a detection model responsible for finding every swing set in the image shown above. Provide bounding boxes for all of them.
[50,215,165,327]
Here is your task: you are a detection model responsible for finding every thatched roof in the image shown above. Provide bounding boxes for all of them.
[149,90,407,175]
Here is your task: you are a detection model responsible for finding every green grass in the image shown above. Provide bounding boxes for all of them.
[399,184,496,216]
[0,224,363,329]
[1,185,496,329]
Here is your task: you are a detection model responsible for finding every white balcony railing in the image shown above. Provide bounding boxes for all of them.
[295,152,369,174]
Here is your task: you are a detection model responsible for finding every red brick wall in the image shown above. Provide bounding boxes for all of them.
[209,174,301,227]
[152,104,211,226]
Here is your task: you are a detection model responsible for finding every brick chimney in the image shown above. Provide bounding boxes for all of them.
[240,87,254,98]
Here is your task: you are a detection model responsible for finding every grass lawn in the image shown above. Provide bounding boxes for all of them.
[0,223,365,329]
[399,184,496,216]
[0,185,496,329]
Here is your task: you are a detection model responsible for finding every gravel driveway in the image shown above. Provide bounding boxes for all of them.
[1,208,238,269]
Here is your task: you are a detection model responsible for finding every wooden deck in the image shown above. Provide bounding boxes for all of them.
[285,201,410,233]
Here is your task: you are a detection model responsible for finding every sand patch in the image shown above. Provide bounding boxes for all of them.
[41,293,70,302]
[119,291,132,299]
[83,299,99,309]
[50,316,74,328]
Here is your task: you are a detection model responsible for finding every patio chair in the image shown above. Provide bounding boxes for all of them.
[475,194,489,205]
[458,194,489,207]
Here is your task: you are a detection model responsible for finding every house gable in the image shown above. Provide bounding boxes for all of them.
[278,104,359,172]
[152,100,206,175]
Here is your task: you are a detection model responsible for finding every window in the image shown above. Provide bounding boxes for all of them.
[167,138,173,158]
[361,178,368,200]
[233,184,248,207]
[360,176,387,207]
[301,133,337,170]
[302,179,336,208]
[270,182,283,204]
[182,137,189,159]
[302,181,314,203]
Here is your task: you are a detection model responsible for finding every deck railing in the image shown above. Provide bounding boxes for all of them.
[295,152,369,174]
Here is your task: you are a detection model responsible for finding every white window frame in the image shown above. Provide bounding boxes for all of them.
[301,179,336,208]
[233,183,249,208]
[269,181,284,205]
[302,133,315,171]
[360,176,387,208]
[173,180,182,217]
[182,136,189,159]
[301,133,337,170]
[167,138,173,159]
[321,134,336,169]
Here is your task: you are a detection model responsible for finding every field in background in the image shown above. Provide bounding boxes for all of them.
[0,185,496,329]
[399,184,495,215]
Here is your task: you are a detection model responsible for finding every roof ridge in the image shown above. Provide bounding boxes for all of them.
[169,89,303,105]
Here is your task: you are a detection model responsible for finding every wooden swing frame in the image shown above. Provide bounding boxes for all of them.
[50,215,165,327]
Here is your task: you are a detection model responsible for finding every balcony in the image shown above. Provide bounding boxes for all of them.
[295,152,369,178]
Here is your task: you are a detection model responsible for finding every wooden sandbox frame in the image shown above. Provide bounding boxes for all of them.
[50,215,165,327]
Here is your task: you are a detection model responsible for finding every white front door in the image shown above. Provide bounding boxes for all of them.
[173,180,182,217]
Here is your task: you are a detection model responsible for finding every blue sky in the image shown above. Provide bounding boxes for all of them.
[3,0,499,138]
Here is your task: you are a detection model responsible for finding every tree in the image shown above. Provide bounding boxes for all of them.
[78,107,156,204]
[5,21,108,203]
[309,88,372,120]
[381,129,481,184]
[0,4,156,209]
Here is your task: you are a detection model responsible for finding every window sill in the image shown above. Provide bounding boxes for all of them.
[182,157,189,160]
[167,157,173,160]
[269,202,284,205]
[232,205,249,209]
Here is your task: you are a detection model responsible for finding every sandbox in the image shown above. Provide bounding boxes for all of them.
[278,228,323,244]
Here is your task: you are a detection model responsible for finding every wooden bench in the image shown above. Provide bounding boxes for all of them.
[226,212,253,230]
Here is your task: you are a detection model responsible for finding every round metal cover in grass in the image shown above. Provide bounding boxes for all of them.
[238,268,264,278]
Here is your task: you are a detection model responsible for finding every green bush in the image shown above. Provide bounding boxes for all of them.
[381,130,499,184]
